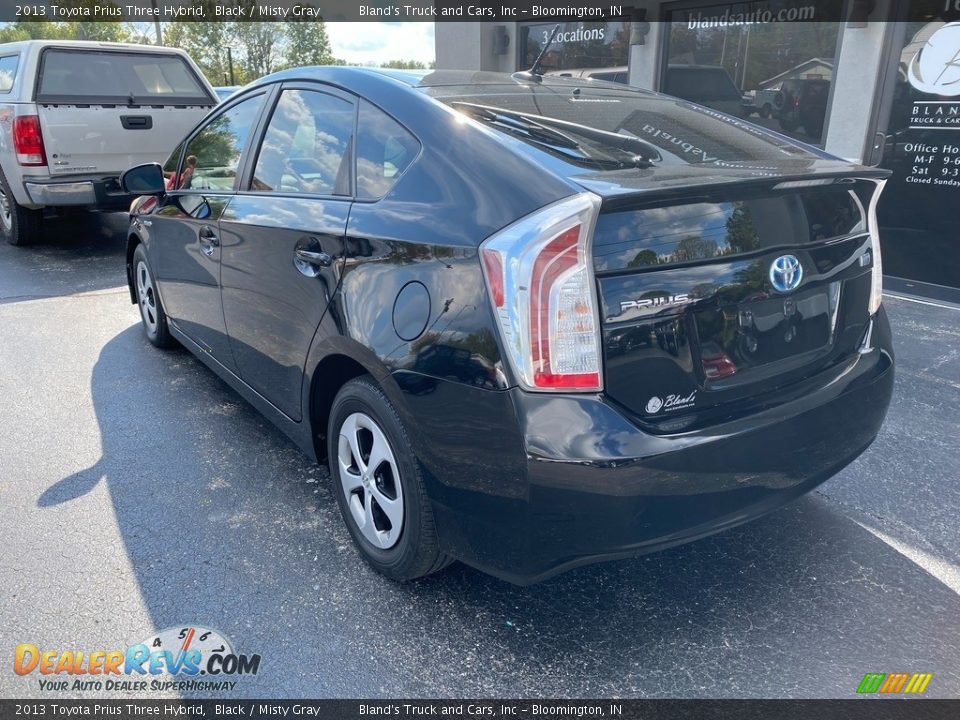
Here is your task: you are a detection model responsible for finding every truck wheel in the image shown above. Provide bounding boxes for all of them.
[760,104,772,119]
[0,169,43,246]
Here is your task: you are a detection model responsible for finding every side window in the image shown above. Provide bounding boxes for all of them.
[177,93,265,192]
[163,140,184,176]
[252,89,353,196]
[355,100,420,200]
[0,55,18,93]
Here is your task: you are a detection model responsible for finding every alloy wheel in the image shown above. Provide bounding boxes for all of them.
[337,412,404,549]
[136,260,159,335]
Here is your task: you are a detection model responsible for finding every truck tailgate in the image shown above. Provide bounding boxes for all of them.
[38,104,210,176]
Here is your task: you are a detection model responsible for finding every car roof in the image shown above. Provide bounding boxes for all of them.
[249,66,651,94]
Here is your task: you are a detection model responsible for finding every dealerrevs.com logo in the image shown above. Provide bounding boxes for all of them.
[13,625,260,693]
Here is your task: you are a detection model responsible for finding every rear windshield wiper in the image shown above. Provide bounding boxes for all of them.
[452,101,662,169]
[453,102,581,150]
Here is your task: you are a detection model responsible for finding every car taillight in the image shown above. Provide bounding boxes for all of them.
[13,115,46,166]
[480,193,603,392]
[867,179,886,315]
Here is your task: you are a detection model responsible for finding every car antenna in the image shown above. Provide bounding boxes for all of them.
[513,24,561,83]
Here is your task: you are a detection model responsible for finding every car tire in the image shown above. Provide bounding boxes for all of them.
[0,168,43,246]
[779,117,799,132]
[328,376,452,581]
[132,243,176,349]
[760,104,772,119]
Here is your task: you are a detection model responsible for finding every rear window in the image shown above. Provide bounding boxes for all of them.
[0,55,18,93]
[593,187,866,272]
[37,49,212,105]
[436,86,809,169]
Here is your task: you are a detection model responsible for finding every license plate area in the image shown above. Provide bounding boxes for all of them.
[692,282,841,389]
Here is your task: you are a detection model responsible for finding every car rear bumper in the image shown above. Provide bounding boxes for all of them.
[422,309,894,584]
[24,176,131,210]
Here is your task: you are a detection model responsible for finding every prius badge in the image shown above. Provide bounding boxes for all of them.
[769,255,803,293]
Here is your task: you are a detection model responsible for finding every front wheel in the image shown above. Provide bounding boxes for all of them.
[328,376,452,581]
[133,243,176,348]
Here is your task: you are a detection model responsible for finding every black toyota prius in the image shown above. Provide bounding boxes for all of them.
[121,67,894,584]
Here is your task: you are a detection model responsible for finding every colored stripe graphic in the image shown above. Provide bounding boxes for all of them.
[904,673,934,694]
[879,673,909,693]
[857,672,933,694]
[857,673,885,693]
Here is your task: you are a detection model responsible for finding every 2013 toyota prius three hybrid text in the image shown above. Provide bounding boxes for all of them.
[121,68,894,584]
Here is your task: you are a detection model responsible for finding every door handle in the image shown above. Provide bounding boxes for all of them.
[294,249,332,267]
[198,225,219,257]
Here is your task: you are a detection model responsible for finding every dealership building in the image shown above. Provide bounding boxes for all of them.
[435,0,960,300]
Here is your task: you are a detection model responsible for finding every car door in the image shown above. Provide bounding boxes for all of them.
[150,91,268,370]
[219,83,355,421]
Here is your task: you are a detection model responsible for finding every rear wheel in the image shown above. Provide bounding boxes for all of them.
[133,243,176,348]
[0,169,43,246]
[328,376,452,581]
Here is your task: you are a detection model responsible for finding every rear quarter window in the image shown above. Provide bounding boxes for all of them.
[0,55,18,93]
[36,49,211,105]
[355,100,420,200]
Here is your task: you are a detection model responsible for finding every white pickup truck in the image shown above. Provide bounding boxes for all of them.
[0,40,216,245]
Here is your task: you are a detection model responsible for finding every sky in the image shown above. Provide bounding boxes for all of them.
[326,22,435,66]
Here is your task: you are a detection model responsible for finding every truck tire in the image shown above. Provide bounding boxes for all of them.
[0,169,43,246]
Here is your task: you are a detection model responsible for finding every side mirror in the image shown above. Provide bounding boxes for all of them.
[120,163,165,196]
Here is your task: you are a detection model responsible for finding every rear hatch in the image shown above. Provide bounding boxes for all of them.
[594,176,882,432]
[433,78,887,427]
[34,47,215,176]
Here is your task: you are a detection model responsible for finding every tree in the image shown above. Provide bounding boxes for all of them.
[232,12,285,79]
[283,8,335,68]
[381,60,428,70]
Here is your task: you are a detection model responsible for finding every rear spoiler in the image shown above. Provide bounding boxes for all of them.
[579,168,892,213]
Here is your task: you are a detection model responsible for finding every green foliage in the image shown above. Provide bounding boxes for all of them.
[381,60,428,70]
[0,1,433,85]
[162,1,337,85]
[0,0,145,43]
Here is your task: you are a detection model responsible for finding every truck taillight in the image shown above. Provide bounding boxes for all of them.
[13,115,46,166]
[480,193,603,392]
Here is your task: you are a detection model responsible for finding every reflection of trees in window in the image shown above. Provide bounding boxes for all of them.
[188,115,240,170]
[672,235,718,263]
[628,249,660,268]
[725,202,760,253]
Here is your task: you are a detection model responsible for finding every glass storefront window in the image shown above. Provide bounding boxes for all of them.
[661,1,842,145]
[517,21,631,79]
[876,3,960,290]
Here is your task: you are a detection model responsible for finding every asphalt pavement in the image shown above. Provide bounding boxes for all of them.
[0,213,958,699]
